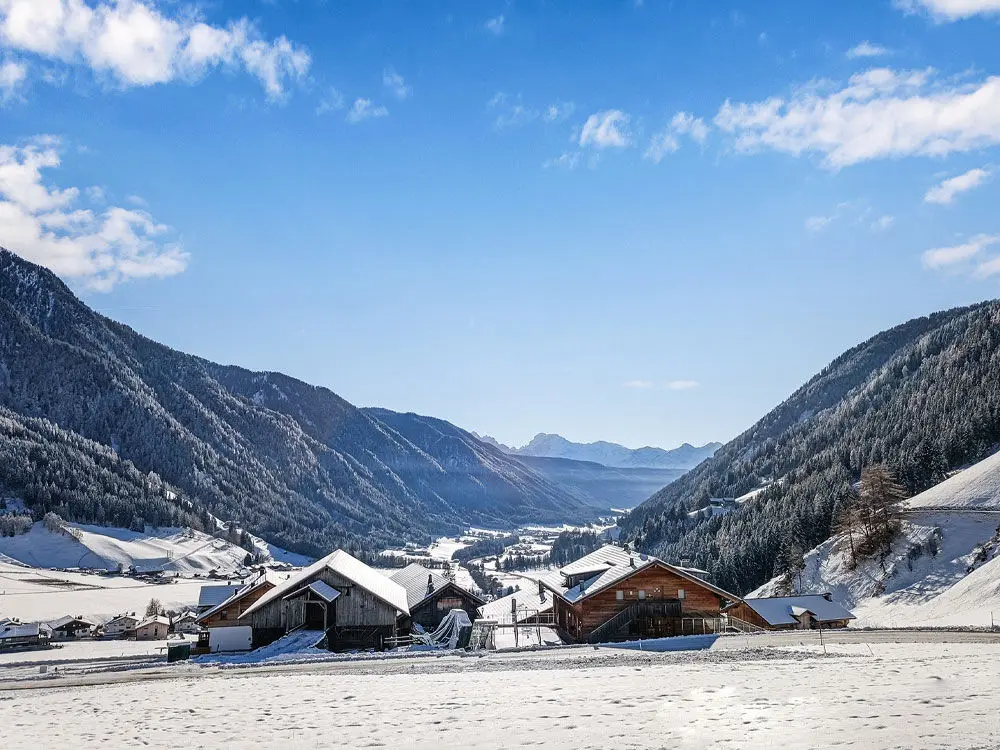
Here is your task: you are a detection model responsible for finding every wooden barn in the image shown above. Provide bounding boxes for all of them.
[239,550,409,651]
[724,594,855,631]
[539,545,742,643]
[389,563,485,631]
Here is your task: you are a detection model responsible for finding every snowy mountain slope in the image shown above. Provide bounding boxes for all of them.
[751,453,1000,627]
[906,449,1000,510]
[0,249,587,556]
[499,433,720,470]
[0,522,252,574]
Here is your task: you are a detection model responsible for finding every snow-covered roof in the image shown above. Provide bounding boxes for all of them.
[541,545,741,605]
[241,549,410,619]
[477,586,552,622]
[106,614,140,624]
[389,563,484,610]
[284,580,342,603]
[196,570,288,623]
[0,621,49,640]
[740,595,855,626]
[137,615,170,628]
[198,584,242,608]
[48,615,98,629]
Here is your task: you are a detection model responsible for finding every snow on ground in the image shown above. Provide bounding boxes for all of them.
[426,536,468,561]
[2,639,997,749]
[493,626,562,649]
[0,636,194,667]
[0,522,250,575]
[0,562,216,621]
[752,450,1000,628]
[906,448,1000,510]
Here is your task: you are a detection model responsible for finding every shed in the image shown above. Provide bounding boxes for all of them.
[239,549,409,651]
[725,594,855,630]
[389,564,485,631]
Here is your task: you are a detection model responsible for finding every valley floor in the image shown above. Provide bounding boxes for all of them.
[2,631,998,749]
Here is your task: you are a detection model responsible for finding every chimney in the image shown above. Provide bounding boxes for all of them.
[629,556,636,568]
[823,592,833,602]
[426,574,434,597]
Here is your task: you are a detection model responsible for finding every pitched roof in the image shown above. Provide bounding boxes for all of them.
[241,549,410,619]
[0,621,50,640]
[196,570,287,624]
[198,584,242,608]
[48,615,98,629]
[137,615,170,628]
[477,586,552,622]
[389,563,485,610]
[541,545,742,605]
[738,595,855,626]
[284,580,341,603]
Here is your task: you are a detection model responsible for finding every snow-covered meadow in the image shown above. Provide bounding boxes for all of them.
[1,636,997,749]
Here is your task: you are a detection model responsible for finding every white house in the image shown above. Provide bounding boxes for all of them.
[103,614,140,638]
[172,611,201,635]
[134,616,170,641]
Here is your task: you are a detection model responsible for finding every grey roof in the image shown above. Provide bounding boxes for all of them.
[241,549,410,619]
[477,587,552,622]
[740,595,856,626]
[389,563,484,610]
[0,621,50,640]
[198,584,242,608]
[541,545,742,605]
[283,580,342,603]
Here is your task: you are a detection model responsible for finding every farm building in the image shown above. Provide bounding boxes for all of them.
[724,594,855,630]
[0,620,51,650]
[477,582,553,625]
[48,616,99,640]
[539,545,742,643]
[239,549,409,651]
[196,584,242,614]
[389,563,485,631]
[135,615,170,641]
[103,614,140,638]
[196,570,288,653]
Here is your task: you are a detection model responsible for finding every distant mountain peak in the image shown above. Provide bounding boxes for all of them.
[483,432,721,470]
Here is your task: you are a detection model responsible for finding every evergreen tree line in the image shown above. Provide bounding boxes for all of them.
[621,301,1000,595]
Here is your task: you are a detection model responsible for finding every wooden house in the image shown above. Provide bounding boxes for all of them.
[0,620,51,650]
[239,550,410,651]
[103,614,140,638]
[48,615,99,640]
[134,615,170,641]
[724,594,855,631]
[389,563,485,631]
[539,545,742,643]
[196,570,287,653]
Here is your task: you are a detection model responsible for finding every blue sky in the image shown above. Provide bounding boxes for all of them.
[2,1,1000,450]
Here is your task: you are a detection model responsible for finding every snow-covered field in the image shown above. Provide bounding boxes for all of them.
[1,636,997,749]
[0,562,214,621]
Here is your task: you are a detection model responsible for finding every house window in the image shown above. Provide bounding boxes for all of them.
[678,589,686,600]
[638,590,646,600]
[616,590,624,601]
[220,610,228,620]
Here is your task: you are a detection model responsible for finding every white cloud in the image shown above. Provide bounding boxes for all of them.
[579,110,631,149]
[645,111,709,163]
[872,214,895,231]
[382,68,411,100]
[665,380,700,391]
[0,0,311,101]
[715,68,1000,168]
[542,152,582,170]
[0,56,25,100]
[623,380,654,389]
[485,15,505,35]
[805,215,833,232]
[315,86,344,115]
[846,41,890,59]
[0,138,188,290]
[543,101,575,123]
[922,233,1000,269]
[346,98,388,124]
[924,167,991,205]
[896,0,1000,19]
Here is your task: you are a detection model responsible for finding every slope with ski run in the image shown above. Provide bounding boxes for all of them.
[752,451,1000,627]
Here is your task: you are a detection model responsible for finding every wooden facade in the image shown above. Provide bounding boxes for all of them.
[407,582,484,631]
[549,562,734,643]
[244,567,401,651]
[198,580,276,630]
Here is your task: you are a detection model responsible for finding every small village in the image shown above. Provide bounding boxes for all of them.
[1,535,859,670]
